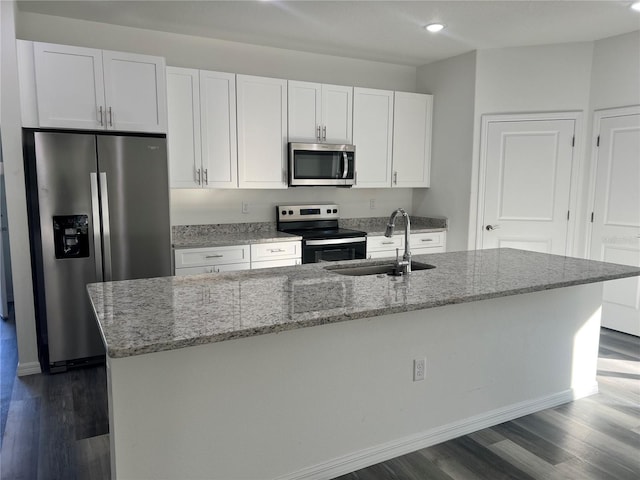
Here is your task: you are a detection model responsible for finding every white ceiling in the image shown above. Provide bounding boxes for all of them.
[16,0,640,66]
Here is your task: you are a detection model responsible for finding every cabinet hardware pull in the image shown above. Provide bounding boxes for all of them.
[108,107,113,127]
[382,241,394,245]
[205,254,224,258]
[196,168,201,185]
[269,248,285,253]
[98,106,104,126]
[317,125,321,141]
[393,171,398,184]
[421,238,433,242]
[322,125,327,141]
[203,169,208,185]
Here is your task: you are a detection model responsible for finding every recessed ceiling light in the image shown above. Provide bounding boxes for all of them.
[631,2,640,12]
[424,23,445,33]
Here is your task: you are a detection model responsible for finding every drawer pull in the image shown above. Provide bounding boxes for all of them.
[268,248,285,253]
[205,254,224,258]
[421,238,434,242]
[381,241,394,245]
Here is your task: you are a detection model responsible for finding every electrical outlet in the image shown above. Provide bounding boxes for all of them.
[413,358,426,382]
[369,199,376,210]
[242,202,249,214]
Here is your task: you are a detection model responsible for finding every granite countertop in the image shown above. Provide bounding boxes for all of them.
[172,216,448,249]
[87,248,640,359]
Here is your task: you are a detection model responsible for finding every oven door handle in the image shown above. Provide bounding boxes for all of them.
[306,237,366,246]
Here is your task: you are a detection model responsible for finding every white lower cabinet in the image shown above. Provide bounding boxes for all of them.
[174,245,250,276]
[367,232,446,259]
[250,241,302,269]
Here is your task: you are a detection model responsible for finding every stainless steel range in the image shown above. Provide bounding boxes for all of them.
[276,204,367,264]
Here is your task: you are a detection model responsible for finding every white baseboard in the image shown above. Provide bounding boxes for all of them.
[278,384,599,480]
[17,361,41,376]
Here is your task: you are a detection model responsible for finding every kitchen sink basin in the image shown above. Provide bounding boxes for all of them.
[326,261,435,277]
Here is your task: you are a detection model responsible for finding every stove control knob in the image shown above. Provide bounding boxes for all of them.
[326,209,331,214]
[333,209,338,213]
[281,210,287,215]
[288,210,294,215]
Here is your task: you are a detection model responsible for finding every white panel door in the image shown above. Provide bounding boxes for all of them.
[167,67,201,188]
[321,84,353,144]
[288,81,321,142]
[590,110,640,336]
[200,70,237,188]
[480,119,575,255]
[352,87,394,188]
[102,51,167,133]
[392,92,433,188]
[33,42,105,129]
[236,75,288,189]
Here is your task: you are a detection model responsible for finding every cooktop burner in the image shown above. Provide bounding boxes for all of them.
[275,204,367,240]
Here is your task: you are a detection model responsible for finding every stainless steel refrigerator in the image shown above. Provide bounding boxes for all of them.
[24,130,172,372]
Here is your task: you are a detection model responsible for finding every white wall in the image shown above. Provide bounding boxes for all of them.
[16,11,418,225]
[414,51,477,252]
[468,42,594,251]
[590,30,640,111]
[0,1,40,375]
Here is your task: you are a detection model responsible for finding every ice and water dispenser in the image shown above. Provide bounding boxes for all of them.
[52,215,90,259]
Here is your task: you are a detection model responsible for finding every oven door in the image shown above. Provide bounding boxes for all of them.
[303,237,366,264]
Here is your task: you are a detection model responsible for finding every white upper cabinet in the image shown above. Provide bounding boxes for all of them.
[167,67,201,188]
[167,67,237,188]
[31,42,167,133]
[33,43,105,130]
[102,50,167,133]
[288,81,353,144]
[236,74,288,189]
[199,70,238,188]
[392,92,433,188]
[352,87,394,188]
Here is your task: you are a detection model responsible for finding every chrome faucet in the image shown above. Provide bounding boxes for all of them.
[385,208,411,274]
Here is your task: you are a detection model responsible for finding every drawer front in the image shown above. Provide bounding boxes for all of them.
[174,245,250,268]
[410,232,445,249]
[251,258,301,270]
[412,246,445,256]
[251,241,301,262]
[367,235,403,252]
[175,262,250,276]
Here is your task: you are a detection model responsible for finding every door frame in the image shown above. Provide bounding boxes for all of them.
[471,111,584,255]
[585,105,640,257]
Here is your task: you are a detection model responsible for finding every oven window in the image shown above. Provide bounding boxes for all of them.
[303,242,366,264]
[294,151,342,179]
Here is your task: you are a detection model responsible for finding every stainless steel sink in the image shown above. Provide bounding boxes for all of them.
[326,261,435,277]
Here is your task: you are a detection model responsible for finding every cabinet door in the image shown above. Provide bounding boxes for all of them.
[352,88,394,188]
[200,70,238,188]
[33,42,105,130]
[288,81,321,142]
[392,92,433,188]
[167,67,201,188]
[236,75,288,189]
[322,84,353,144]
[102,51,167,133]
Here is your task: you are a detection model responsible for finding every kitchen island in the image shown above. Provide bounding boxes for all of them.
[87,249,640,480]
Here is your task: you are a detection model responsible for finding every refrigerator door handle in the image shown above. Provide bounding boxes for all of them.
[99,172,113,281]
[90,173,104,281]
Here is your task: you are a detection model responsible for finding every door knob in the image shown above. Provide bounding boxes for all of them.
[485,224,501,231]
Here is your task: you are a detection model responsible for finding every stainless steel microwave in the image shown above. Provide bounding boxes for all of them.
[288,143,355,187]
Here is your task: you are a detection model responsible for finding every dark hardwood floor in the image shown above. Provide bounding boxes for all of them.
[0,313,638,479]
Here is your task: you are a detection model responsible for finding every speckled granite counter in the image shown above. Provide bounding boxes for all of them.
[173,216,446,248]
[172,222,301,248]
[87,248,640,358]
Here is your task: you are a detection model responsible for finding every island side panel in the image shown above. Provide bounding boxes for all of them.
[107,283,602,480]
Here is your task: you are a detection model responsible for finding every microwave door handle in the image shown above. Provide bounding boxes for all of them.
[342,151,348,179]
